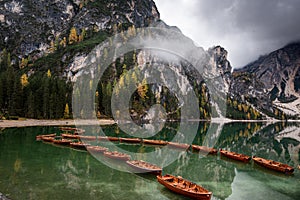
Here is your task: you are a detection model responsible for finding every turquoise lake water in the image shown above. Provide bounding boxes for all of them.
[0,122,299,200]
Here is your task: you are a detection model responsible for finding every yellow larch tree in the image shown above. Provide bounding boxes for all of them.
[20,73,29,88]
[68,27,78,44]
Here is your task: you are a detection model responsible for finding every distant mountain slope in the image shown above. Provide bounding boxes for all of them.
[0,0,159,58]
[230,42,300,119]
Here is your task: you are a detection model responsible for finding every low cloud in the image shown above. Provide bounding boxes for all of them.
[154,0,300,68]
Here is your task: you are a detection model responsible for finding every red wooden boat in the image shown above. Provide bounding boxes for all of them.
[41,136,55,143]
[53,139,72,146]
[74,129,85,135]
[252,156,294,174]
[192,145,218,155]
[87,146,108,154]
[168,142,190,150]
[61,134,80,139]
[119,137,142,144]
[36,133,56,141]
[157,174,212,200]
[70,142,90,150]
[103,151,131,161]
[98,136,119,142]
[143,139,168,146]
[79,135,97,141]
[126,160,162,175]
[220,150,251,163]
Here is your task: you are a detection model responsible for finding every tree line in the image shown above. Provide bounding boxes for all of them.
[0,49,72,119]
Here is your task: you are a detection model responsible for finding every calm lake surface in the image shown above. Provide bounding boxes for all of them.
[0,122,299,200]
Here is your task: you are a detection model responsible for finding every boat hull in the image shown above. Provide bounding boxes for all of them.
[220,150,251,163]
[126,160,162,175]
[36,133,56,141]
[119,138,142,144]
[157,175,212,200]
[79,135,97,141]
[87,146,108,154]
[70,143,90,150]
[252,156,294,174]
[143,139,168,146]
[98,136,119,142]
[61,134,80,139]
[103,151,131,161]
[192,145,218,155]
[168,142,190,150]
[53,139,71,146]
[41,136,55,143]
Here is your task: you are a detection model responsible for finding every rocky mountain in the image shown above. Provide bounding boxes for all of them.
[0,0,159,58]
[0,0,298,120]
[230,42,300,119]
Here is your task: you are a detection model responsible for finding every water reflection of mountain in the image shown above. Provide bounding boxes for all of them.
[1,123,299,200]
[216,122,299,167]
[227,169,298,200]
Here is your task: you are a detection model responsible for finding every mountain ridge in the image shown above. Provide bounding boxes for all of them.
[230,42,300,119]
[0,0,299,120]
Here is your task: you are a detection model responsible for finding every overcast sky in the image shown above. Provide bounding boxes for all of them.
[154,0,300,68]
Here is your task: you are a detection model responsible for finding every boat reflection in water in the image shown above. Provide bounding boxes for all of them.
[0,122,299,200]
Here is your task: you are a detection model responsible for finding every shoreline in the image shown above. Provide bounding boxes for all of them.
[0,119,116,128]
[0,118,299,128]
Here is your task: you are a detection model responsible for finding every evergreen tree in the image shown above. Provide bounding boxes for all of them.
[42,76,50,119]
[0,49,10,72]
[27,91,35,118]
[0,74,4,109]
[6,65,15,115]
[11,76,23,116]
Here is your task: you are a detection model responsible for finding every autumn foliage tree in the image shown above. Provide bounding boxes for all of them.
[68,27,78,44]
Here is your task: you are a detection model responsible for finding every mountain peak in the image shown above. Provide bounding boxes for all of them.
[231,42,300,119]
[0,0,160,57]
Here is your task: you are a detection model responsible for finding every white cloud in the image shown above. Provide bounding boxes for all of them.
[154,0,300,68]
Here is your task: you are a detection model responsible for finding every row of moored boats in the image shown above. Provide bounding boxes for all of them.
[35,127,297,200]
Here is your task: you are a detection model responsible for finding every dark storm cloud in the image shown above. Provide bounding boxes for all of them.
[154,0,300,68]
[194,0,300,40]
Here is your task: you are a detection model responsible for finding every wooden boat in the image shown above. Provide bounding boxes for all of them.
[53,139,72,146]
[98,136,119,142]
[252,156,294,174]
[61,134,80,139]
[157,174,212,200]
[103,151,131,161]
[87,146,108,154]
[168,142,190,150]
[36,133,56,141]
[74,129,85,135]
[119,137,142,144]
[220,150,251,163]
[79,135,97,141]
[192,145,218,155]
[70,142,90,150]
[126,160,162,175]
[143,139,168,146]
[41,136,55,143]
